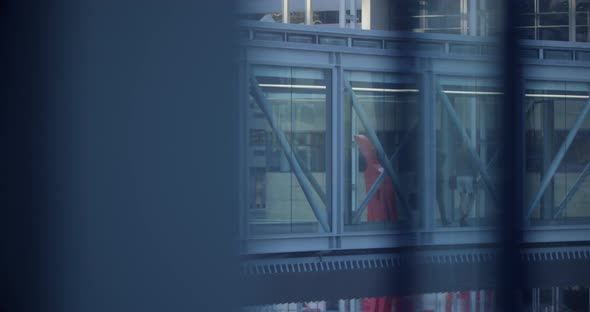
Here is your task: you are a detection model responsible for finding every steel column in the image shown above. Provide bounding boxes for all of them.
[339,0,346,28]
[283,0,289,23]
[349,0,356,29]
[542,101,555,219]
[250,76,330,232]
[422,70,436,230]
[469,0,478,35]
[332,54,344,245]
[570,0,577,42]
[305,0,312,25]
[527,96,590,218]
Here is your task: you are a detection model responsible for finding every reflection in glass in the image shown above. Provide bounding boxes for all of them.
[344,71,419,231]
[248,65,330,234]
[577,0,590,41]
[525,81,590,224]
[391,0,463,34]
[238,0,362,27]
[436,77,503,227]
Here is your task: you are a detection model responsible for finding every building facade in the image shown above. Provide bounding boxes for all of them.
[238,1,590,311]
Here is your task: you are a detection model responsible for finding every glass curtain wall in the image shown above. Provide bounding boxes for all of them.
[238,0,362,26]
[525,81,590,224]
[248,65,331,234]
[238,0,590,42]
[435,77,503,227]
[516,0,590,41]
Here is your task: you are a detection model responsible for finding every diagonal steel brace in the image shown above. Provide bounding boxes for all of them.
[250,76,330,232]
[352,119,418,224]
[527,96,590,218]
[345,81,411,218]
[436,82,498,203]
[553,161,590,218]
[292,148,328,206]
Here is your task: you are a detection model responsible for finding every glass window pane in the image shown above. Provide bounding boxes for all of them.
[539,27,570,41]
[343,71,420,231]
[525,81,590,224]
[576,5,590,41]
[540,0,569,12]
[539,13,569,26]
[576,12,589,26]
[436,77,503,227]
[391,0,463,34]
[576,26,589,41]
[248,65,331,234]
[517,28,536,40]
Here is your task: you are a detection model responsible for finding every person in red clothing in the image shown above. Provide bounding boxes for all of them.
[355,134,398,312]
[354,134,397,222]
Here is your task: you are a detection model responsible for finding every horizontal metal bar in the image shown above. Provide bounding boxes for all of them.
[345,80,411,218]
[436,82,498,203]
[527,96,590,218]
[554,161,590,218]
[250,76,330,232]
[352,119,418,224]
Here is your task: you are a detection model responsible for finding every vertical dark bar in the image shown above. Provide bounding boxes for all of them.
[0,2,44,311]
[389,0,420,299]
[499,0,525,311]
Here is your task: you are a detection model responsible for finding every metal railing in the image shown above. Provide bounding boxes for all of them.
[239,21,590,62]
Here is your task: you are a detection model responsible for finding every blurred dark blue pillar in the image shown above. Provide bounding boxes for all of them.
[499,1,526,311]
[2,1,240,311]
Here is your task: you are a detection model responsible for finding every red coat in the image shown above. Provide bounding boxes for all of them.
[354,134,397,222]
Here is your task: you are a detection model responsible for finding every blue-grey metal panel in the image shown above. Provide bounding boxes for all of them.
[241,245,590,305]
[245,236,332,254]
[247,46,333,65]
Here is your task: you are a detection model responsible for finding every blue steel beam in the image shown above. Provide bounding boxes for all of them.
[345,81,411,218]
[250,76,330,232]
[292,148,328,206]
[553,161,590,218]
[474,151,499,189]
[527,96,590,218]
[352,119,418,224]
[436,83,499,203]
